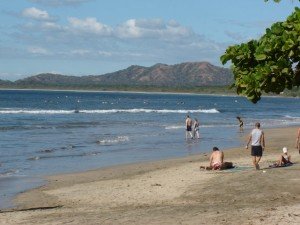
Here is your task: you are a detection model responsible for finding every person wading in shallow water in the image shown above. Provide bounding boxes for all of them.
[185,115,193,139]
[245,122,265,170]
[193,118,200,139]
[236,116,244,132]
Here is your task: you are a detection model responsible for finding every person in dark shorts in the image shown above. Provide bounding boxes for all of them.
[245,122,265,170]
[185,115,193,139]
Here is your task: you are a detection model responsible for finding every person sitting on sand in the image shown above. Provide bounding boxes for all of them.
[269,147,293,168]
[278,147,292,166]
[200,147,234,170]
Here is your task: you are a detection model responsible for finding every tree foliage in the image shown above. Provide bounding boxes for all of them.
[221,7,300,103]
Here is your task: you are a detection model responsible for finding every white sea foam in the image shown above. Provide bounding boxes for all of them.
[0,169,20,177]
[165,125,185,130]
[284,115,300,119]
[97,136,129,144]
[0,110,74,114]
[0,108,220,114]
[165,124,237,130]
[78,108,220,114]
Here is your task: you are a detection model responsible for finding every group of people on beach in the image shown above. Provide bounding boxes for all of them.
[197,118,300,171]
[185,115,200,139]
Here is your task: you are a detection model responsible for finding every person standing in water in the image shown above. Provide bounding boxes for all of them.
[185,115,193,139]
[236,116,244,132]
[193,118,200,139]
[245,122,265,170]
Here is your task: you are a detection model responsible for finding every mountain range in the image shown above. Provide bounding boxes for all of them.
[1,62,233,88]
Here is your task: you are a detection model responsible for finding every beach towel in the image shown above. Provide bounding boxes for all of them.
[269,162,293,168]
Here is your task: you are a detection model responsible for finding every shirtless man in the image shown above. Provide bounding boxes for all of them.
[296,128,300,154]
[200,147,233,170]
[185,115,193,139]
[246,122,265,170]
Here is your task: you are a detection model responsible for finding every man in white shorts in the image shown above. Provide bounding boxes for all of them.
[246,122,265,170]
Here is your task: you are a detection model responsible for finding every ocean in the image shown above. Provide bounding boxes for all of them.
[0,89,300,208]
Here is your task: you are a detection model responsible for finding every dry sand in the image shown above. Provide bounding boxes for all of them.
[0,127,299,225]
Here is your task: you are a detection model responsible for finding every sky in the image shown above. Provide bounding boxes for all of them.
[0,0,299,80]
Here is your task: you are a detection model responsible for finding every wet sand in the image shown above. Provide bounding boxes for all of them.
[0,127,299,225]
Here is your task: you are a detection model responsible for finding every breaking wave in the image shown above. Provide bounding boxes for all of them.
[97,136,130,145]
[0,108,220,114]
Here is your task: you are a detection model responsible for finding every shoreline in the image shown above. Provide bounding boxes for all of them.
[0,126,299,224]
[0,87,238,97]
[1,87,299,99]
[0,125,263,210]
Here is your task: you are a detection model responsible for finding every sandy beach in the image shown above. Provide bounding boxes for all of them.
[0,126,299,225]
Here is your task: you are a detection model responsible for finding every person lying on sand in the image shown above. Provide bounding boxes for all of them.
[269,147,293,168]
[200,147,234,170]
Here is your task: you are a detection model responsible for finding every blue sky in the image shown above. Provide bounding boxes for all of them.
[0,0,299,80]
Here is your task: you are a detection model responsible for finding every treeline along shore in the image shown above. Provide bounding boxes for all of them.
[1,84,300,98]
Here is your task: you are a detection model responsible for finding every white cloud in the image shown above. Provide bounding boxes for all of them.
[70,49,91,56]
[22,17,193,41]
[97,51,112,57]
[27,46,50,55]
[115,19,192,39]
[7,16,225,67]
[68,17,112,35]
[41,22,62,30]
[22,7,51,21]
[28,0,92,7]
[115,19,141,38]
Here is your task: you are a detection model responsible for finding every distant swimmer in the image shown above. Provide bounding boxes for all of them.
[74,109,80,113]
[200,147,234,170]
[236,116,244,132]
[185,115,193,139]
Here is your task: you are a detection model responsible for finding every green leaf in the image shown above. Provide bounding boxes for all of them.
[220,54,229,65]
[282,68,289,74]
[254,54,267,60]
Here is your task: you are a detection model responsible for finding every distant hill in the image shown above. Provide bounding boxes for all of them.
[91,62,233,86]
[13,62,233,88]
[0,79,13,85]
